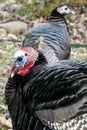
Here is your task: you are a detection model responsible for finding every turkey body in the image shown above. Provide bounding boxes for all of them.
[22,6,72,63]
[22,23,71,62]
[5,59,87,130]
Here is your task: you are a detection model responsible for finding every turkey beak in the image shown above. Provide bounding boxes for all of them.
[70,7,75,14]
[71,10,75,14]
[9,64,19,78]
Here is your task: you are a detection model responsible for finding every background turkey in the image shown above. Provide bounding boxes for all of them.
[22,5,74,64]
[5,47,87,130]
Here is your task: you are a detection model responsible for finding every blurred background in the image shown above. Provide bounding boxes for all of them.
[0,0,87,129]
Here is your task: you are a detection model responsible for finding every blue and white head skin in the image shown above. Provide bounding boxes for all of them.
[57,5,75,15]
[13,50,27,69]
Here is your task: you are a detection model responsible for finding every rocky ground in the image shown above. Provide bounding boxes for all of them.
[0,0,87,129]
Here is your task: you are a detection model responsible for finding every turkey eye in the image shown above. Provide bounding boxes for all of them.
[17,57,22,62]
[25,53,27,56]
[65,7,68,10]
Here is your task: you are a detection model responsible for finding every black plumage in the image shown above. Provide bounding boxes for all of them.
[5,51,87,130]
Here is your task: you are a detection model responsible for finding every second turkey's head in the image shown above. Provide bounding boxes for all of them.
[9,47,38,77]
[50,5,74,16]
[57,5,74,15]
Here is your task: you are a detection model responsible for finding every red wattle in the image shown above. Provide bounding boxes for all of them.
[17,61,34,76]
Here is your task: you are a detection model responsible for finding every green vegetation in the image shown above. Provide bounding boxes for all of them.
[0,123,9,130]
[15,0,87,19]
[15,0,58,19]
[0,0,6,3]
[0,89,9,130]
[68,0,87,7]
[0,41,19,130]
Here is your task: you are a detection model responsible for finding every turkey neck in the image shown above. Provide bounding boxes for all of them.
[48,8,68,27]
[34,51,47,66]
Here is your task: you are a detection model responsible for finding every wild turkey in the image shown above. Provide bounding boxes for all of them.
[22,5,74,63]
[5,47,87,130]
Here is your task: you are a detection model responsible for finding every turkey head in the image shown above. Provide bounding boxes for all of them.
[9,47,38,77]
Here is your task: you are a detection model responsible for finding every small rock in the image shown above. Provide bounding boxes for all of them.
[0,28,7,38]
[8,34,18,40]
[9,3,23,12]
[0,11,10,20]
[0,21,28,35]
